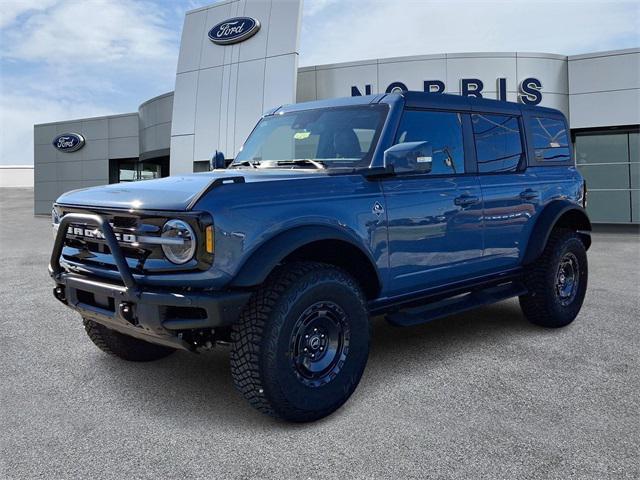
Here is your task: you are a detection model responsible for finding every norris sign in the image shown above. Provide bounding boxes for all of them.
[351,77,544,105]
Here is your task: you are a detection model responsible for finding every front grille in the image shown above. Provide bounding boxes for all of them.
[56,205,212,275]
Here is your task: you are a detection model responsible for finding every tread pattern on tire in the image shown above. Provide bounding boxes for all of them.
[519,229,587,328]
[83,319,175,362]
[229,261,367,421]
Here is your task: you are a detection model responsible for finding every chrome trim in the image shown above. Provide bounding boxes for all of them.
[136,236,185,246]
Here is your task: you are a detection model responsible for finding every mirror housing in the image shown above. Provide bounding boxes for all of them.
[383,141,433,174]
[210,150,226,170]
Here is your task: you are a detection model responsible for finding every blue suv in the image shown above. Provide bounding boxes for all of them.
[50,92,591,422]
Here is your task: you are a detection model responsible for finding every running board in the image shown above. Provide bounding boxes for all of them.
[385,281,528,327]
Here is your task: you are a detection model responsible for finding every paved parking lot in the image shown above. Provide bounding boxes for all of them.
[1,188,638,479]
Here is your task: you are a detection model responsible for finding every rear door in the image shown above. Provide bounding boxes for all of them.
[382,109,484,295]
[471,112,541,269]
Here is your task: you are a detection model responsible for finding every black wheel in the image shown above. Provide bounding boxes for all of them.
[83,319,176,362]
[230,261,370,422]
[519,230,588,328]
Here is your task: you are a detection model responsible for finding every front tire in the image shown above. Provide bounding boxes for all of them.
[230,262,370,422]
[83,319,176,362]
[519,230,588,328]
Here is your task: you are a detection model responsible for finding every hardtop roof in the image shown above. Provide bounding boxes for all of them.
[272,91,565,119]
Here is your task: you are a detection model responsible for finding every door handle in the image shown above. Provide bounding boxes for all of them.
[520,189,539,201]
[454,194,479,207]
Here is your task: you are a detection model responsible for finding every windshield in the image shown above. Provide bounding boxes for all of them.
[233,105,388,168]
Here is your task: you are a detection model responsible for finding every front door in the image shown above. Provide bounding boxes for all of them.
[382,109,484,295]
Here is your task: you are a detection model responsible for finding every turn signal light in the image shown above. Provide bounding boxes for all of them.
[206,225,214,254]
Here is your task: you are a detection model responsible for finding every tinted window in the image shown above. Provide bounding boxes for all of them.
[472,114,523,173]
[529,116,571,162]
[395,110,465,174]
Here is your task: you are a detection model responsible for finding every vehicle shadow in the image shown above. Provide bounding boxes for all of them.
[92,298,540,428]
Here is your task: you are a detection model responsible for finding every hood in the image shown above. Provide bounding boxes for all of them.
[55,169,320,211]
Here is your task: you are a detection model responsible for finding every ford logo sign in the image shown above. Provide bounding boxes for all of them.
[208,17,260,45]
[52,133,85,153]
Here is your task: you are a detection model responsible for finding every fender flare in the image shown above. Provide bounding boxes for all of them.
[522,200,592,265]
[230,225,381,289]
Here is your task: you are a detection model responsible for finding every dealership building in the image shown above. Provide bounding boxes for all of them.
[34,0,639,223]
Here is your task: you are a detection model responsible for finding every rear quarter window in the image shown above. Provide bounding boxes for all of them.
[529,116,571,163]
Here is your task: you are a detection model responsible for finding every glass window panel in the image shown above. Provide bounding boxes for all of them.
[193,161,210,173]
[578,164,630,190]
[235,106,387,167]
[586,190,631,223]
[529,116,571,162]
[632,190,640,223]
[629,132,639,163]
[575,133,629,165]
[118,162,137,182]
[394,110,465,175]
[630,162,639,189]
[472,114,523,173]
[139,163,161,180]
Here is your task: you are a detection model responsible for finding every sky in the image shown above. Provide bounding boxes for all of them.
[0,0,638,166]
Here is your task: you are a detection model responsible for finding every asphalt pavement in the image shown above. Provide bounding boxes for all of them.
[1,188,638,479]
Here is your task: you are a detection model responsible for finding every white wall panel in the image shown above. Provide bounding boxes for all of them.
[237,0,270,62]
[34,124,57,145]
[235,59,266,152]
[81,119,109,140]
[170,135,195,176]
[315,63,378,99]
[177,9,208,73]
[378,58,446,94]
[445,56,517,95]
[266,0,303,57]
[570,89,640,129]
[200,2,234,69]
[569,50,640,94]
[108,115,138,138]
[517,56,568,94]
[0,167,33,188]
[296,68,317,102]
[264,53,298,111]
[193,66,225,161]
[171,72,199,136]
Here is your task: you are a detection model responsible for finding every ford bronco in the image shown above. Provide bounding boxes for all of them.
[50,92,591,422]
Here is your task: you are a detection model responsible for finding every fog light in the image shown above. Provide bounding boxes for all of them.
[53,285,66,302]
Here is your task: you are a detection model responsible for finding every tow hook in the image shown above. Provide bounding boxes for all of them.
[118,302,136,324]
[53,285,66,303]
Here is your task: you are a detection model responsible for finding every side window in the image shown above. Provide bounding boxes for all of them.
[529,116,571,162]
[472,114,524,173]
[395,110,465,175]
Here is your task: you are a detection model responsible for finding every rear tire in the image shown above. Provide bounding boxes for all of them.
[230,261,370,422]
[83,319,176,362]
[519,230,588,328]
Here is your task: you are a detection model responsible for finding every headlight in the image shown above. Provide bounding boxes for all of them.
[161,219,196,264]
[52,207,61,239]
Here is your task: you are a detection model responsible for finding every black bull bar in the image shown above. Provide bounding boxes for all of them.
[49,213,251,350]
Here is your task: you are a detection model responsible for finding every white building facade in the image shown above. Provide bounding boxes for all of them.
[34,0,639,223]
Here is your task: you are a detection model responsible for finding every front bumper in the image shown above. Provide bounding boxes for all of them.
[50,212,251,351]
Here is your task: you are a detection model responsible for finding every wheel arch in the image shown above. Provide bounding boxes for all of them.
[523,200,592,265]
[230,225,382,299]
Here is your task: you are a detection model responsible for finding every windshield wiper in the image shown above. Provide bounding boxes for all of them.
[229,160,260,169]
[276,159,326,169]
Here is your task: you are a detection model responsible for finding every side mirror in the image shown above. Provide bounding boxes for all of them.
[210,150,225,170]
[383,141,433,174]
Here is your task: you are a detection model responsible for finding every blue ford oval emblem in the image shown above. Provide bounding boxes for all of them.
[208,17,260,45]
[52,133,85,152]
